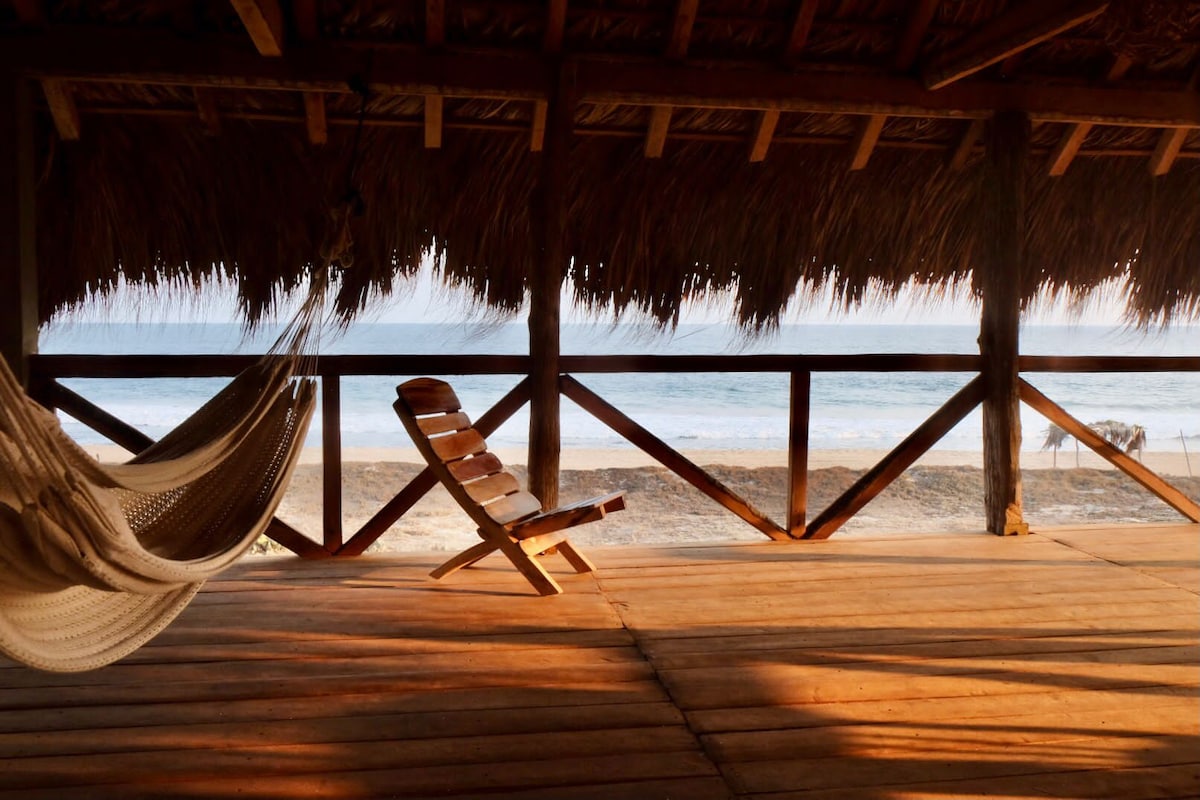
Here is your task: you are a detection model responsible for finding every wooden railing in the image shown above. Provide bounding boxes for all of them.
[29,353,1200,557]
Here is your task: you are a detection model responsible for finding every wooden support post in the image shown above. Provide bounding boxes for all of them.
[528,65,573,509]
[322,373,343,551]
[787,370,810,538]
[980,110,1029,536]
[0,76,38,385]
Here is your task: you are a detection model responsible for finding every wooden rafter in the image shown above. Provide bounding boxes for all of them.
[923,0,1109,90]
[893,0,941,72]
[749,109,780,162]
[424,94,443,148]
[1046,122,1092,176]
[13,0,44,24]
[1149,63,1200,176]
[303,92,327,145]
[947,118,984,170]
[1149,128,1189,176]
[644,0,697,159]
[292,0,319,41]
[424,0,446,148]
[1048,54,1132,176]
[544,0,568,53]
[535,0,568,152]
[426,0,445,47]
[13,36,1200,130]
[849,113,886,170]
[783,0,819,61]
[193,87,221,135]
[41,79,80,140]
[530,100,548,152]
[644,105,671,158]
[665,0,699,61]
[229,0,285,57]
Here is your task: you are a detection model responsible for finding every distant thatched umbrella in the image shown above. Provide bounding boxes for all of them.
[1041,424,1071,468]
[1088,420,1149,462]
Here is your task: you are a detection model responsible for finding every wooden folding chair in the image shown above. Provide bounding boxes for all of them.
[394,378,626,596]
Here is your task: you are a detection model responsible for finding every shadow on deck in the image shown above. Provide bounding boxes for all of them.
[1,524,1197,799]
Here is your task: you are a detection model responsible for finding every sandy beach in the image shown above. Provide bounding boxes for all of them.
[87,444,1197,554]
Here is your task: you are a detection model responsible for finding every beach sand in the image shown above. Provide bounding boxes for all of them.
[88,448,1195,554]
[87,445,1197,554]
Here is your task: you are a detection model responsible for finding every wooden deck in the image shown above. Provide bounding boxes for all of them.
[1,524,1197,799]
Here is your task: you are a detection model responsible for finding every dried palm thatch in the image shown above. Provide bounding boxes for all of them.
[36,113,1200,330]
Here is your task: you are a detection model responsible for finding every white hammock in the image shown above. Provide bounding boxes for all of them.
[0,343,317,672]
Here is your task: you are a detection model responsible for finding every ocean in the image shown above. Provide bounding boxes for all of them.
[39,322,1199,455]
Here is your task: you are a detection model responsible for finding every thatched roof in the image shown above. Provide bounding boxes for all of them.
[7,0,1200,327]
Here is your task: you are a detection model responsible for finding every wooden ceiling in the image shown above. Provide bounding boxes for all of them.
[3,1,1199,175]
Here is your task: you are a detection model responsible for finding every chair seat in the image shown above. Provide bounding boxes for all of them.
[394,378,626,596]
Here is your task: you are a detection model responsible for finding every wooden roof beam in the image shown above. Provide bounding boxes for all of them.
[848,113,885,170]
[41,78,80,140]
[544,0,568,53]
[303,91,327,145]
[1047,54,1132,176]
[293,0,318,41]
[534,0,568,152]
[923,0,1109,90]
[783,0,819,62]
[193,87,221,135]
[646,0,697,159]
[426,0,445,48]
[14,35,1200,130]
[644,105,671,158]
[424,95,443,148]
[947,118,984,170]
[749,108,780,162]
[293,0,322,145]
[530,100,548,152]
[13,0,44,25]
[665,0,699,61]
[1149,128,1188,176]
[424,0,445,148]
[229,0,285,57]
[893,0,941,72]
[1149,63,1200,176]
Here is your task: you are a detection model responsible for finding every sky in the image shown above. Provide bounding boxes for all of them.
[60,262,1132,329]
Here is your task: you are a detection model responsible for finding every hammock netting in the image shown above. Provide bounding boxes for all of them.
[0,314,320,672]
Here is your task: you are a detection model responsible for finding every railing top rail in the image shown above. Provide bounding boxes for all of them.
[29,352,1200,380]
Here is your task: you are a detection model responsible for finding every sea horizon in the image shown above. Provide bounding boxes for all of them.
[40,321,1199,455]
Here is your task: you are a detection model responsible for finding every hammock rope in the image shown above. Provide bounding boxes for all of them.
[0,277,329,673]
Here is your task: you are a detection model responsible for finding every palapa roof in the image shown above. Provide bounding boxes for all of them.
[5,0,1200,328]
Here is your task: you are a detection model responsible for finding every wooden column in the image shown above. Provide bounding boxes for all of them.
[322,374,343,551]
[527,65,574,509]
[0,76,38,386]
[787,370,810,538]
[980,110,1029,536]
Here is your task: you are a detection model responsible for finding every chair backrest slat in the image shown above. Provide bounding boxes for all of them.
[396,378,541,532]
[463,472,522,504]
[428,429,487,462]
[446,453,505,483]
[417,411,471,437]
[399,380,462,415]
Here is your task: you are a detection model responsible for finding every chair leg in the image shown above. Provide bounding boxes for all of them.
[430,540,499,580]
[498,540,563,596]
[556,540,596,574]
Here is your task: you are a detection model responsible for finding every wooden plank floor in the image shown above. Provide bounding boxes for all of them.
[0,523,1196,799]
